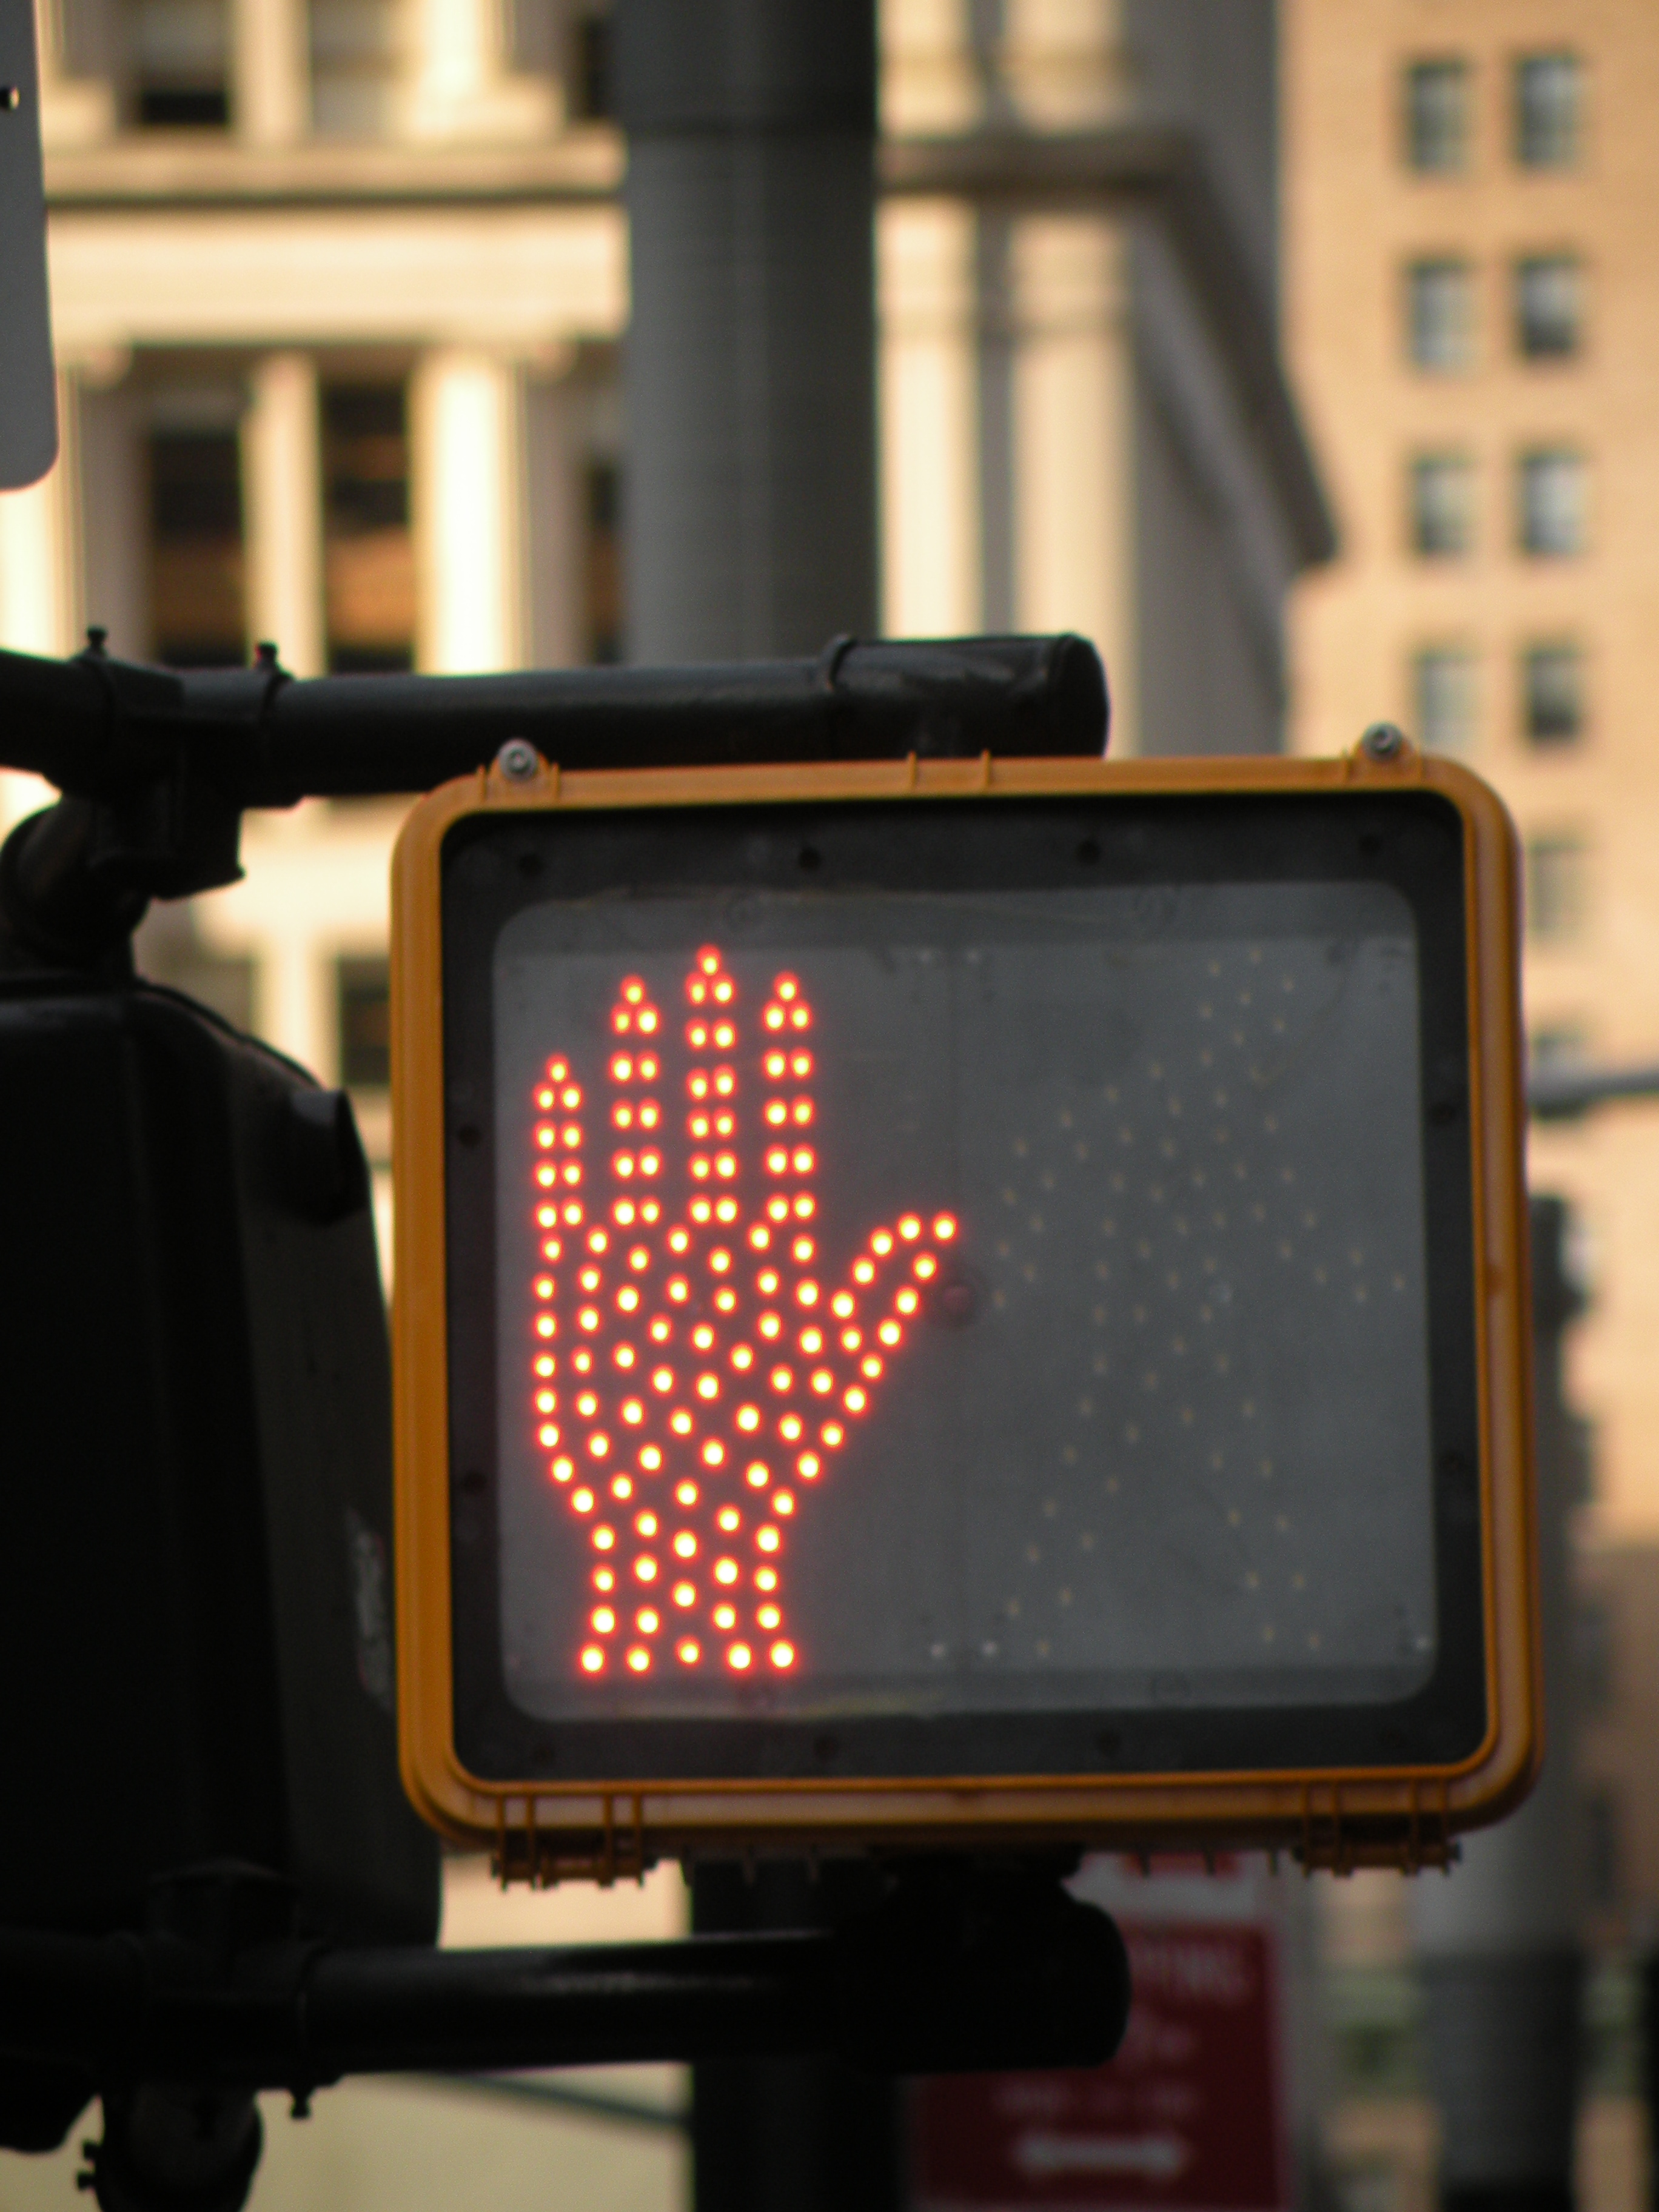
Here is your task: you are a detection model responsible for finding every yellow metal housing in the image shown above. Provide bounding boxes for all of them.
[390,746,1535,1879]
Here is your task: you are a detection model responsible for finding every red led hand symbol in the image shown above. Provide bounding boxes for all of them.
[525,947,957,1685]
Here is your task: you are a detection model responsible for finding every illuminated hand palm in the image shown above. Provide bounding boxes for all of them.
[528,949,955,1684]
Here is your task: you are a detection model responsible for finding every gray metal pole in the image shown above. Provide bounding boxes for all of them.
[1410,1196,1585,2212]
[615,0,879,661]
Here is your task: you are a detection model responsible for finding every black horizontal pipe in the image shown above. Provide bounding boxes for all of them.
[0,1883,1129,2089]
[0,634,1108,807]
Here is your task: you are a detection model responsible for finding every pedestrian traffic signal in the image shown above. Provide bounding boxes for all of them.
[392,746,1535,1876]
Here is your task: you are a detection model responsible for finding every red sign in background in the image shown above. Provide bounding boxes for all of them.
[912,1920,1289,2212]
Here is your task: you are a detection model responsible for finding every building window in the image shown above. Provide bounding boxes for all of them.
[147,403,246,667]
[1522,644,1584,745]
[1516,53,1583,169]
[1404,58,1469,173]
[322,380,415,674]
[1515,255,1582,359]
[1413,647,1477,755]
[1410,454,1474,556]
[1406,259,1474,370]
[585,458,623,663]
[129,0,230,125]
[310,0,401,135]
[1518,449,1586,557]
[336,956,391,1090]
[570,8,612,120]
[1526,836,1589,942]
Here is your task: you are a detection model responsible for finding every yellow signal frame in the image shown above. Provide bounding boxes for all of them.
[391,745,1535,1879]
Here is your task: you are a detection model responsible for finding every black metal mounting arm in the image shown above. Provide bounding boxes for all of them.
[0,1858,1129,2090]
[0,631,1106,973]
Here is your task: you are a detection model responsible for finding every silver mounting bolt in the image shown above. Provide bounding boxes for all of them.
[1360,721,1407,760]
[497,737,540,783]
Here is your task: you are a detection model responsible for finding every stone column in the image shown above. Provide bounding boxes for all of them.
[398,0,554,141]
[243,352,326,675]
[877,198,982,638]
[1010,213,1138,751]
[230,0,310,143]
[411,349,525,674]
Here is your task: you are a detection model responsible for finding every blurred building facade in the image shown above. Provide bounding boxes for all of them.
[1286,10,1659,2210]
[0,0,1322,1124]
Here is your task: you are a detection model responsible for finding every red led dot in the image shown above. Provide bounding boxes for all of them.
[796,1281,819,1307]
[770,1641,795,1671]
[737,1406,760,1431]
[763,1007,785,1033]
[699,948,721,975]
[839,1328,860,1352]
[623,979,645,1005]
[674,1532,697,1558]
[871,1231,894,1256]
[536,1166,556,1189]
[673,1583,697,1609]
[552,1458,574,1482]
[573,1489,594,1513]
[845,1387,867,1413]
[548,1059,569,1080]
[810,1370,833,1395]
[641,1446,663,1470]
[732,1346,755,1371]
[757,1527,781,1553]
[635,1557,659,1583]
[831,1292,854,1319]
[899,1215,922,1240]
[776,976,799,1001]
[767,1197,789,1222]
[728,1644,753,1671]
[702,1440,726,1467]
[779,1414,803,1441]
[637,1607,660,1633]
[861,1355,883,1380]
[611,1475,632,1500]
[792,1149,814,1174]
[766,1147,788,1174]
[821,1424,844,1448]
[933,1214,957,1240]
[774,1492,794,1517]
[771,1367,793,1392]
[791,1053,811,1078]
[755,1566,779,1592]
[593,1566,615,1591]
[746,1462,770,1488]
[652,1367,674,1392]
[852,1260,874,1285]
[594,1527,615,1551]
[896,1289,920,1316]
[713,1603,737,1631]
[538,1423,560,1447]
[635,1510,658,1537]
[671,1410,693,1436]
[589,1433,610,1456]
[580,1646,605,1674]
[797,1453,820,1480]
[757,1604,782,1631]
[915,1254,938,1279]
[878,1321,902,1348]
[622,1400,644,1425]
[714,1559,739,1586]
[592,1606,617,1634]
[697,1376,720,1401]
[535,1316,555,1339]
[678,1639,700,1665]
[626,1647,650,1674]
[717,1506,741,1533]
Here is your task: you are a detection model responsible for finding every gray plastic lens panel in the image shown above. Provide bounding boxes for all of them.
[492,880,1433,1722]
